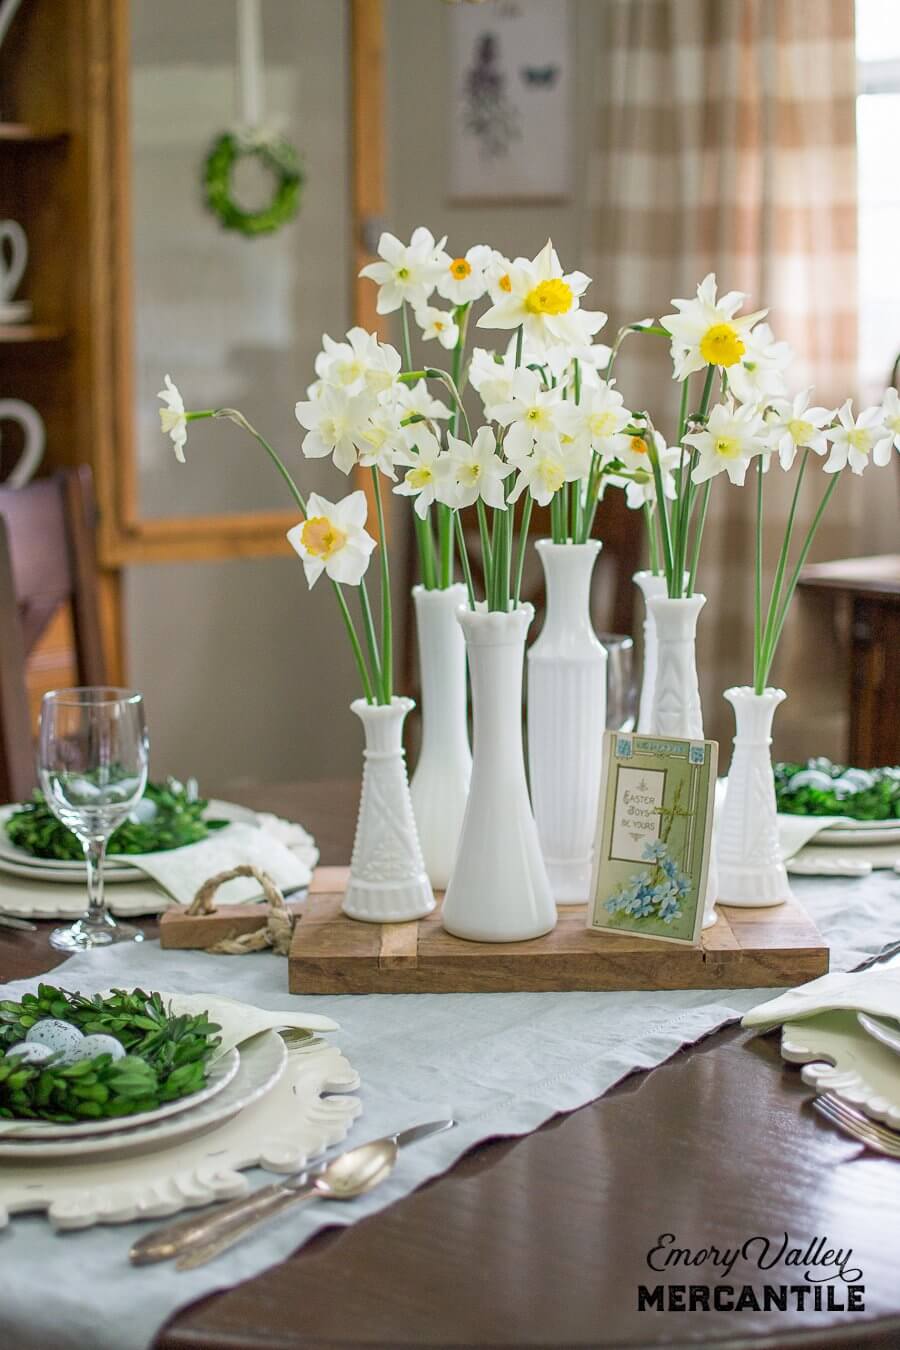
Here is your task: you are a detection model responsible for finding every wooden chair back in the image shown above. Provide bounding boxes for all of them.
[0,467,105,802]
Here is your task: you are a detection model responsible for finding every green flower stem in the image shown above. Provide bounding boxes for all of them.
[570,358,583,542]
[454,511,477,610]
[423,368,472,442]
[437,504,454,588]
[400,303,413,370]
[757,470,840,691]
[357,580,384,700]
[756,448,809,692]
[371,468,392,703]
[645,427,674,585]
[515,324,524,368]
[514,495,533,605]
[644,502,660,575]
[476,498,493,594]
[686,479,711,597]
[213,409,374,703]
[753,455,764,678]
[414,509,437,590]
[673,366,715,593]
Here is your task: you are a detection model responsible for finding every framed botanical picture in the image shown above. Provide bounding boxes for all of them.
[448,0,573,203]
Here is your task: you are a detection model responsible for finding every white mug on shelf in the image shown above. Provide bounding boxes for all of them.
[0,220,31,323]
[0,400,45,488]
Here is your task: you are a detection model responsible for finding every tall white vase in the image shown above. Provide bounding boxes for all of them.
[442,605,557,943]
[647,594,719,929]
[718,686,793,907]
[343,697,435,923]
[634,570,667,734]
[528,540,607,904]
[409,584,472,890]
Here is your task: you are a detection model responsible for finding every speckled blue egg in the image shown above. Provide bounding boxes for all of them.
[77,1034,125,1063]
[4,1041,55,1065]
[25,1019,84,1060]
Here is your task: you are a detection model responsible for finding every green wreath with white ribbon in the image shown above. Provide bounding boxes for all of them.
[203,130,303,237]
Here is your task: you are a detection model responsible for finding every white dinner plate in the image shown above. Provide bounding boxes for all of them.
[0,1030,286,1162]
[0,799,258,884]
[815,824,900,847]
[0,1047,241,1141]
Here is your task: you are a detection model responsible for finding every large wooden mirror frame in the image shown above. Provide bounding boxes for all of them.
[95,0,386,568]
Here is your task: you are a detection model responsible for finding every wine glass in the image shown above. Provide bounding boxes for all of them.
[599,634,637,731]
[38,687,149,953]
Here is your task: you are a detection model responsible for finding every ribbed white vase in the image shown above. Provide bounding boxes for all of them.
[343,697,435,923]
[409,583,472,890]
[634,570,667,734]
[647,594,718,929]
[718,686,793,907]
[528,540,607,904]
[442,605,557,943]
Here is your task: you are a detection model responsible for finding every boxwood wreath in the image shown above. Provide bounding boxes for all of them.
[203,131,303,236]
[0,986,221,1123]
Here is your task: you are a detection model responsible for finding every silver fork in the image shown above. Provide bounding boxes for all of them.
[812,1092,900,1158]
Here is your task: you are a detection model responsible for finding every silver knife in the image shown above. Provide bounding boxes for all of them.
[130,1118,454,1266]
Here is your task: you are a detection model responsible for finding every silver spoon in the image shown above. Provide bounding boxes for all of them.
[175,1137,399,1270]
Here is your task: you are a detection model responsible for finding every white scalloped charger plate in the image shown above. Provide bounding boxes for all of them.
[0,1046,241,1141]
[781,1009,900,1130]
[0,1030,286,1162]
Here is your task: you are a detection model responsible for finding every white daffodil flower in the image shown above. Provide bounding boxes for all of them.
[764,390,834,469]
[443,427,515,509]
[508,441,581,507]
[393,428,451,518]
[661,274,768,382]
[880,386,900,451]
[468,347,517,415]
[158,375,188,462]
[314,328,401,399]
[727,322,792,405]
[555,380,631,462]
[395,378,452,425]
[287,490,376,589]
[611,436,681,510]
[823,399,893,474]
[295,386,374,474]
[434,243,493,306]
[356,399,405,479]
[477,239,607,350]
[685,398,769,486]
[414,304,460,350]
[491,367,564,460]
[359,227,447,314]
[485,250,514,304]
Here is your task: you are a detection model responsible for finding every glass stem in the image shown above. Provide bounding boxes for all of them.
[84,837,109,925]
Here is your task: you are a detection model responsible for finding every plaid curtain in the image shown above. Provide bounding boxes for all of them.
[588,0,858,757]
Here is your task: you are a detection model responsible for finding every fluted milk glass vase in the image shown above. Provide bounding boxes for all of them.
[718,686,793,906]
[528,540,607,904]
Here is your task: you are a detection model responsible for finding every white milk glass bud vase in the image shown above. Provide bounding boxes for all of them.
[647,593,719,929]
[442,604,557,943]
[634,570,668,734]
[343,697,435,923]
[528,540,607,904]
[718,686,793,907]
[409,583,472,890]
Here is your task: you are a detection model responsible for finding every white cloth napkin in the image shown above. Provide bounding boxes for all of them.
[742,953,900,1032]
[116,823,312,905]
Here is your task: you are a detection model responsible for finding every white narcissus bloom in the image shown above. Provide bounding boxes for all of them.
[442,427,514,509]
[555,381,631,462]
[295,386,374,474]
[477,239,607,350]
[356,399,405,479]
[485,250,514,304]
[467,346,516,415]
[726,322,792,405]
[414,304,460,350]
[434,243,493,306]
[508,441,582,507]
[612,436,681,510]
[491,367,564,460]
[287,491,377,589]
[661,274,767,381]
[395,379,451,424]
[358,227,446,314]
[393,428,451,518]
[685,399,769,486]
[881,386,900,450]
[764,390,834,469]
[823,400,893,475]
[314,329,401,398]
[158,375,188,462]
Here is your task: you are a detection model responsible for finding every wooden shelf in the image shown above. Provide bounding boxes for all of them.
[0,123,69,143]
[0,324,68,343]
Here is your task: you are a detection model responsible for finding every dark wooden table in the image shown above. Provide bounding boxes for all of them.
[3,780,899,1350]
[799,554,900,768]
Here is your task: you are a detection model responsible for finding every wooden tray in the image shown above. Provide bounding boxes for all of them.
[288,868,829,994]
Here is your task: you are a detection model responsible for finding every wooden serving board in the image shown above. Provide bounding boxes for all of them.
[288,868,829,994]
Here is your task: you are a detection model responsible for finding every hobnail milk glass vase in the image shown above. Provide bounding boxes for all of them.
[343,697,435,923]
[718,686,793,907]
[647,593,719,929]
[528,540,607,904]
[633,570,668,734]
[441,605,557,943]
[409,583,472,890]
